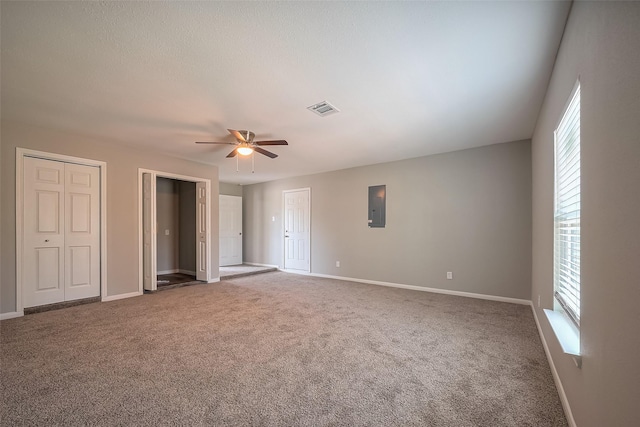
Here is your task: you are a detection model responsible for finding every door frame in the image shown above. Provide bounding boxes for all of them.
[282,187,311,273]
[137,169,214,293]
[15,148,108,315]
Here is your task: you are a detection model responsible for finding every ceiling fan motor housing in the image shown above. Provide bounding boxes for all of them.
[238,130,255,143]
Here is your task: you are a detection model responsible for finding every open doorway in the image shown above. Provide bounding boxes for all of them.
[156,178,197,288]
[138,169,213,293]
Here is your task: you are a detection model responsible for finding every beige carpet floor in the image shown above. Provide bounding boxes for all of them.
[1,272,567,426]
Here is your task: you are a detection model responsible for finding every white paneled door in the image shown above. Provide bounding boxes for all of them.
[219,195,242,267]
[142,173,157,291]
[284,189,310,272]
[23,157,100,307]
[196,182,208,281]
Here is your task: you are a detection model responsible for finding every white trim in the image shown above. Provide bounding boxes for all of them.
[282,187,311,273]
[531,305,577,427]
[101,291,143,302]
[0,311,24,320]
[208,277,221,283]
[15,148,108,313]
[544,309,581,359]
[282,270,531,305]
[157,269,179,275]
[179,269,196,276]
[137,169,213,294]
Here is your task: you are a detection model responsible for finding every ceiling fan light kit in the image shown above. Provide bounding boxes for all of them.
[236,143,254,156]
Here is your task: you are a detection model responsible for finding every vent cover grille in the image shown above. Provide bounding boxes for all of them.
[307,101,340,117]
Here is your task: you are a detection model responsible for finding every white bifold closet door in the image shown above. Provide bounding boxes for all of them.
[23,157,100,308]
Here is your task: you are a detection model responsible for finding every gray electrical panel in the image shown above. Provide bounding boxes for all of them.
[368,185,386,228]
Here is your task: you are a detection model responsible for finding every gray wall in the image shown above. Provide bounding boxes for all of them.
[156,177,179,273]
[531,2,640,426]
[1,120,219,312]
[244,140,532,300]
[220,182,243,197]
[178,181,196,273]
[0,133,3,310]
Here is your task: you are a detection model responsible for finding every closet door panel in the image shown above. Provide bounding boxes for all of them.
[23,157,66,307]
[64,163,101,301]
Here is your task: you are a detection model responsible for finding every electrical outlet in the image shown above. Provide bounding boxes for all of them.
[446,272,453,280]
[538,295,541,307]
[165,229,170,236]
[336,261,340,267]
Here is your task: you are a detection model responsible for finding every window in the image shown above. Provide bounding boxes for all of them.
[554,83,581,327]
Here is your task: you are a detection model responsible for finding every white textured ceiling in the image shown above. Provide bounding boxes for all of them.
[1,1,570,185]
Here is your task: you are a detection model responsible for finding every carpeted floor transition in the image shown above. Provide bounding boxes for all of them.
[1,272,567,426]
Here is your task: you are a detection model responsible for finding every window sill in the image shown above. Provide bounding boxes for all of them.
[543,309,582,368]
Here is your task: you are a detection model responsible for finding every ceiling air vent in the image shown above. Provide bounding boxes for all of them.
[307,101,340,117]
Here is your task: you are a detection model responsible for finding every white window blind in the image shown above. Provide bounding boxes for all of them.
[554,84,581,327]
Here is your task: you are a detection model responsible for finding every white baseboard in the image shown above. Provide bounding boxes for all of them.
[102,291,143,302]
[531,305,576,427]
[179,269,196,276]
[208,277,221,283]
[287,270,531,305]
[244,262,280,268]
[0,311,24,320]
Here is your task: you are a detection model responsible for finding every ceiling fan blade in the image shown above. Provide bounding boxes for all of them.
[226,148,238,158]
[255,140,288,146]
[195,141,237,145]
[227,129,247,142]
[254,147,278,159]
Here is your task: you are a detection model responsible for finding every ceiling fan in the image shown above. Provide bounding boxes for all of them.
[196,129,288,159]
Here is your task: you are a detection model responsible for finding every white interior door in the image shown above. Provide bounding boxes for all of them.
[219,195,243,266]
[196,181,208,281]
[142,173,157,291]
[23,157,66,307]
[64,163,101,301]
[284,189,310,272]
